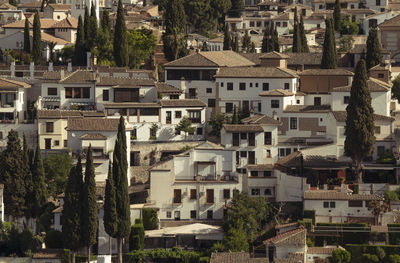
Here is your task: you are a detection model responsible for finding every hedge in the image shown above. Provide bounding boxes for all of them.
[62,249,71,263]
[129,223,145,251]
[124,248,201,263]
[298,218,312,232]
[143,208,158,230]
[75,255,97,263]
[345,244,400,263]
[44,230,63,248]
[315,223,369,245]
[303,210,316,225]
[388,224,400,245]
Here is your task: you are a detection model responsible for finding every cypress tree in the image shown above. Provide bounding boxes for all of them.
[143,0,147,6]
[32,11,41,65]
[242,30,251,52]
[223,25,231,50]
[0,130,27,219]
[292,7,301,53]
[261,24,270,53]
[229,0,243,18]
[101,9,111,33]
[113,116,130,263]
[273,25,279,52]
[321,18,337,69]
[81,146,98,263]
[84,6,89,41]
[23,134,33,220]
[113,0,128,66]
[74,15,86,66]
[344,59,375,183]
[232,105,239,124]
[366,27,382,70]
[333,0,341,31]
[233,35,239,52]
[103,161,117,254]
[299,15,309,53]
[86,3,98,51]
[63,162,83,263]
[24,18,30,53]
[31,146,47,219]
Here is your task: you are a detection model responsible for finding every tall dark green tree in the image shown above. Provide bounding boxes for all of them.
[223,25,231,50]
[292,7,301,53]
[261,24,270,53]
[0,130,27,219]
[229,0,243,18]
[101,9,111,33]
[242,30,251,52]
[103,162,117,255]
[74,15,86,66]
[32,11,41,64]
[113,0,128,66]
[321,18,337,69]
[84,6,89,41]
[22,134,33,220]
[31,146,47,219]
[163,0,188,61]
[62,158,83,263]
[113,116,130,263]
[86,3,98,51]
[81,146,98,263]
[366,27,382,70]
[333,0,341,31]
[299,15,309,53]
[24,18,30,53]
[233,35,239,52]
[344,59,375,183]
[186,0,217,35]
[272,25,279,52]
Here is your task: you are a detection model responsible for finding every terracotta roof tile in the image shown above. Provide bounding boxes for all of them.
[29,30,70,44]
[241,114,281,125]
[18,1,41,8]
[223,124,264,132]
[216,66,298,78]
[259,89,294,96]
[275,222,299,229]
[331,111,394,122]
[379,14,400,27]
[47,3,71,9]
[97,76,154,86]
[60,70,96,83]
[304,190,384,200]
[260,51,289,59]
[263,227,306,246]
[156,83,182,94]
[159,99,206,107]
[67,118,120,131]
[164,51,254,67]
[3,17,57,28]
[284,105,331,113]
[80,133,107,140]
[274,253,305,263]
[0,78,30,90]
[332,78,391,92]
[299,69,354,76]
[51,17,78,28]
[37,110,104,119]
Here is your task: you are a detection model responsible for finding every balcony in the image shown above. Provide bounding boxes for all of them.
[194,173,238,182]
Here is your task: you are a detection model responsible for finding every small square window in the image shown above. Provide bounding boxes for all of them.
[226,103,233,113]
[48,87,57,96]
[239,83,246,90]
[190,189,197,199]
[175,111,182,118]
[284,83,290,90]
[323,202,329,208]
[206,88,212,93]
[378,73,384,78]
[320,118,323,122]
[207,210,213,219]
[64,140,67,147]
[220,82,224,87]
[103,90,109,101]
[166,211,171,218]
[263,83,269,91]
[54,140,59,146]
[255,83,258,87]
[344,96,350,104]
[208,99,216,107]
[240,151,247,157]
[250,83,253,88]
[271,100,279,108]
[264,188,272,195]
[190,210,197,219]
[375,126,381,134]
[227,82,233,90]
[197,127,203,135]
[241,133,247,139]
[296,99,300,104]
[263,171,272,177]
[330,202,336,208]
[223,189,230,199]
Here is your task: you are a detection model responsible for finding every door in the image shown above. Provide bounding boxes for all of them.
[174,211,180,221]
[166,111,171,124]
[232,133,239,146]
[248,151,255,165]
[45,139,51,150]
[248,133,255,146]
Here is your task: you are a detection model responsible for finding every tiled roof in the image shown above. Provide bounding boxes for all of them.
[29,30,70,44]
[271,13,290,20]
[263,227,306,246]
[18,1,41,8]
[258,0,286,6]
[274,253,305,263]
[216,66,298,78]
[260,51,289,59]
[331,111,394,122]
[33,249,63,259]
[47,3,71,9]
[156,83,182,94]
[287,53,323,65]
[342,8,375,15]
[259,89,294,97]
[332,78,391,92]
[379,14,400,27]
[164,51,255,68]
[247,164,274,170]
[42,71,72,81]
[307,247,336,254]
[195,141,225,150]
[60,70,96,83]
[3,17,56,28]
[284,105,331,113]
[159,99,206,107]
[66,118,120,131]
[275,222,298,230]
[38,110,104,119]
[0,2,17,9]
[97,76,155,86]
[0,78,30,90]
[104,102,160,108]
[223,124,264,132]
[80,133,107,140]
[210,252,269,263]
[241,114,281,125]
[276,151,349,168]
[304,190,384,200]
[51,17,78,29]
[299,69,354,76]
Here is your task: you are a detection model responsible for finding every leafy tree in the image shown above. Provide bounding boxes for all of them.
[103,162,117,254]
[60,45,75,64]
[229,0,243,18]
[366,27,382,69]
[374,247,385,261]
[340,15,359,35]
[86,4,98,52]
[23,134,33,220]
[143,0,146,6]
[299,15,309,52]
[242,31,251,52]
[62,159,83,263]
[101,9,111,33]
[163,0,187,61]
[321,18,337,69]
[0,130,28,219]
[392,75,400,103]
[389,255,400,263]
[9,0,18,6]
[222,221,249,252]
[129,223,144,251]
[43,154,73,197]
[331,248,351,263]
[96,26,113,65]
[113,116,131,263]
[126,28,157,69]
[81,146,98,263]
[142,208,158,230]
[32,11,41,64]
[212,0,231,29]
[333,0,341,31]
[345,59,375,183]
[368,200,389,225]
[175,116,195,137]
[113,0,128,66]
[38,202,56,233]
[362,254,379,263]
[45,230,63,248]
[209,113,230,137]
[24,18,30,53]
[292,7,301,53]
[338,36,355,52]
[31,146,48,219]
[223,25,231,50]
[186,0,216,36]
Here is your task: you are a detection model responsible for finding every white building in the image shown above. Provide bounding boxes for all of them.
[71,0,99,20]
[149,141,243,221]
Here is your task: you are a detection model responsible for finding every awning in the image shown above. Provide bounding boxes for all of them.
[42,96,61,102]
[70,102,95,106]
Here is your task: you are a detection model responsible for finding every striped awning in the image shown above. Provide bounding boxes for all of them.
[42,96,61,102]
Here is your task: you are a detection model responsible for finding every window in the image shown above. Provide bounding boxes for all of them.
[223,189,230,199]
[64,140,67,147]
[377,146,385,157]
[279,148,285,157]
[251,188,260,195]
[251,171,258,177]
[173,189,182,203]
[375,126,381,134]
[239,83,246,91]
[175,111,182,118]
[227,82,233,90]
[226,103,233,113]
[103,90,109,101]
[276,22,281,27]
[344,96,350,104]
[54,140,59,146]
[282,22,288,27]
[47,88,57,96]
[258,102,261,112]
[0,132,2,140]
[207,210,213,219]
[314,97,321,106]
[285,148,291,155]
[206,189,214,203]
[263,83,269,91]
[220,82,224,87]
[240,151,247,157]
[264,189,272,195]
[46,122,54,133]
[250,21,255,27]
[208,99,216,107]
[378,73,384,78]
[190,189,197,199]
[271,100,279,108]
[349,200,363,207]
[264,132,272,145]
[284,83,289,90]
[233,133,239,146]
[197,127,203,135]
[190,210,197,219]
[255,83,258,87]
[323,202,329,208]
[290,117,297,129]
[264,171,272,177]
[376,0,380,5]
[65,87,90,99]
[166,211,171,218]
[206,88,212,93]
[266,149,271,158]
[330,202,336,208]
[188,111,201,123]
[250,83,253,88]
[297,99,300,104]
[241,133,247,140]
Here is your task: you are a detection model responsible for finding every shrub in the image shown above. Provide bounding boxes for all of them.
[331,248,351,263]
[298,219,312,232]
[142,208,158,230]
[315,223,369,245]
[346,245,400,263]
[306,237,313,247]
[389,254,400,263]
[62,249,71,263]
[75,255,97,263]
[129,223,145,251]
[124,248,201,263]
[303,210,316,224]
[388,224,400,245]
[45,230,63,248]
[362,254,379,263]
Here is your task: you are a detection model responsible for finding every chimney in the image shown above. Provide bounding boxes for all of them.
[180,77,186,98]
[30,62,34,79]
[196,48,200,53]
[10,61,15,77]
[272,111,277,120]
[67,62,72,72]
[249,107,254,117]
[60,69,64,80]
[48,61,53,72]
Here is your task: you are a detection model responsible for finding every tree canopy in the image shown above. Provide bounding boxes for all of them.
[321,18,337,69]
[366,27,382,69]
[32,11,41,64]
